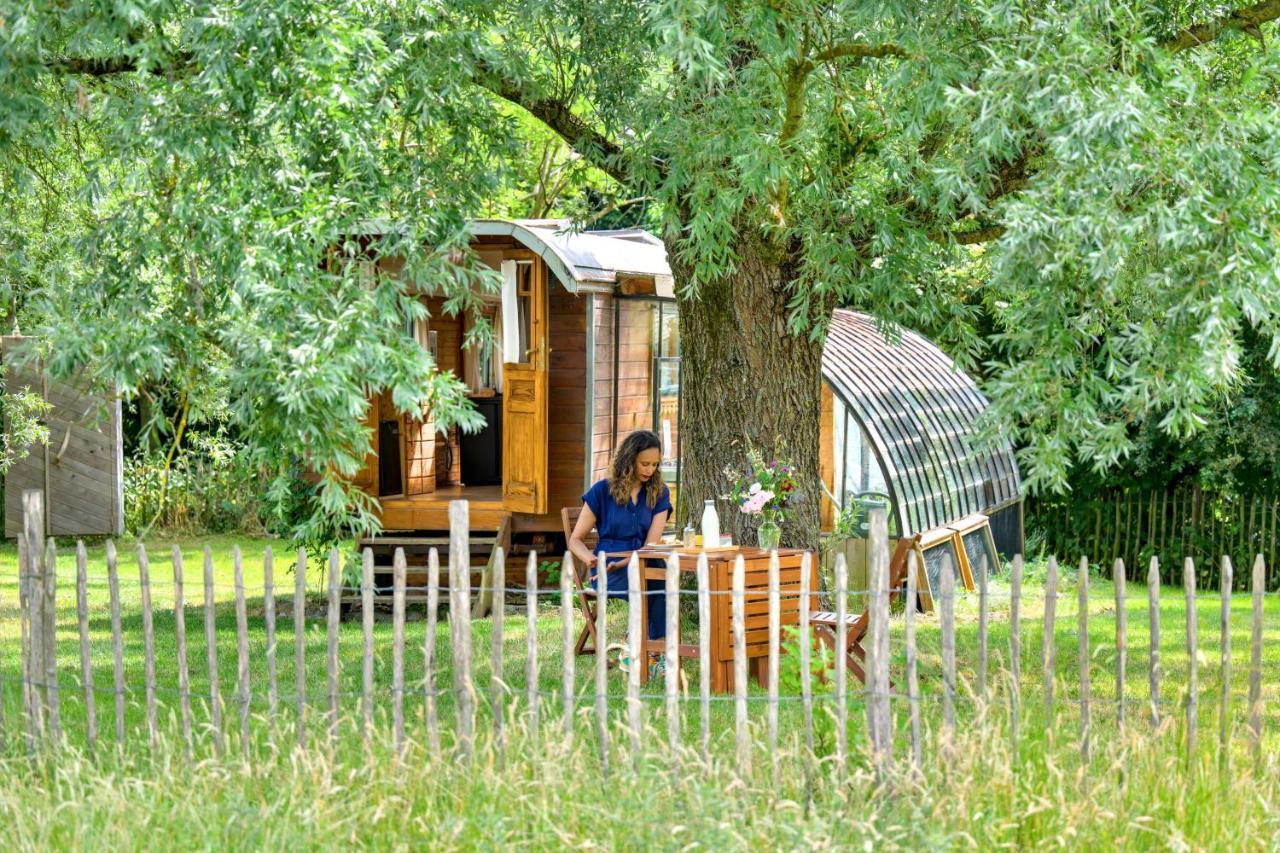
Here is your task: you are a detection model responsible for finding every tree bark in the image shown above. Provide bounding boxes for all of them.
[671,232,830,551]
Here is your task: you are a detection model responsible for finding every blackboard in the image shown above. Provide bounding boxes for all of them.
[921,538,961,606]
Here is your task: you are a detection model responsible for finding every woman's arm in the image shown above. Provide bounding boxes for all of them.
[644,510,670,547]
[569,503,600,569]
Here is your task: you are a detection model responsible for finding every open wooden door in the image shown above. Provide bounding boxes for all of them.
[500,255,549,513]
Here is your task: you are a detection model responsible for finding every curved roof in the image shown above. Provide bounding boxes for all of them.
[470,219,674,297]
[822,310,1021,536]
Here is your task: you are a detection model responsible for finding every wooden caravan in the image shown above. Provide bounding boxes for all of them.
[352,219,1023,588]
[352,220,678,541]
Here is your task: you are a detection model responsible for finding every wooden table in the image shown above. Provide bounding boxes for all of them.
[633,548,815,693]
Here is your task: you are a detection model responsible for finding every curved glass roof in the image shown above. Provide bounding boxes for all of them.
[822,310,1021,537]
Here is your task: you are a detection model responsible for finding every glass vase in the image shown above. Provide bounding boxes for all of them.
[757,519,782,551]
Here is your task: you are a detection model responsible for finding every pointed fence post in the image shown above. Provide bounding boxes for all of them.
[767,550,781,785]
[18,532,32,751]
[627,552,643,771]
[665,552,681,783]
[264,546,279,730]
[561,551,576,746]
[697,552,711,768]
[393,548,407,755]
[799,551,815,805]
[732,554,750,778]
[905,549,922,773]
[108,541,125,744]
[325,548,341,744]
[939,556,957,741]
[491,546,508,760]
[1042,556,1059,724]
[75,541,97,755]
[22,492,48,743]
[233,545,251,749]
[360,547,375,741]
[1219,556,1232,774]
[1009,554,1023,754]
[137,542,156,748]
[449,501,475,760]
[868,507,893,777]
[525,551,539,747]
[834,552,848,772]
[204,546,224,756]
[594,550,610,775]
[1249,554,1264,768]
[1114,559,1127,735]
[1077,557,1090,765]
[294,548,308,749]
[425,548,441,755]
[1148,557,1161,727]
[1185,557,1198,761]
[172,546,192,755]
[977,553,990,703]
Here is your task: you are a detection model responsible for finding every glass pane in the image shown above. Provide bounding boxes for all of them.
[961,525,1000,577]
[921,537,961,601]
[515,264,532,364]
[657,359,680,467]
[660,305,679,357]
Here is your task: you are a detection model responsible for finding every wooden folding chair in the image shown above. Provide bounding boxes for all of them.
[811,534,922,684]
[561,506,603,657]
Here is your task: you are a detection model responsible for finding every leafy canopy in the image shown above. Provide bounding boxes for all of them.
[1,0,1278,536]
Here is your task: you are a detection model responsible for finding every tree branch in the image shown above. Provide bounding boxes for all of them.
[1161,0,1280,53]
[810,41,913,64]
[473,60,630,186]
[47,50,192,77]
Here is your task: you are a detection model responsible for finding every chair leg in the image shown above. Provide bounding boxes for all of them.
[574,621,597,657]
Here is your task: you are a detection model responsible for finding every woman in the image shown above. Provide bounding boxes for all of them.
[568,430,671,674]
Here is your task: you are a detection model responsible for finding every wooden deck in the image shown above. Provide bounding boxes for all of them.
[376,485,565,532]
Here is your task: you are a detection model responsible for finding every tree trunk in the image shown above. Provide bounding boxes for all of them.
[671,234,829,551]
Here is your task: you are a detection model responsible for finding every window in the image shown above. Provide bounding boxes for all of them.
[831,394,896,535]
[649,300,682,515]
[500,260,534,366]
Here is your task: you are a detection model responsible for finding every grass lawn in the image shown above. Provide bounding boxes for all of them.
[3,535,1280,847]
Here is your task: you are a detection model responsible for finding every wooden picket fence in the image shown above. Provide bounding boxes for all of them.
[9,488,1274,779]
[1032,485,1280,586]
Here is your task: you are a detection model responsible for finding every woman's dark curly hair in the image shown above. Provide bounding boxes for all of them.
[608,430,665,508]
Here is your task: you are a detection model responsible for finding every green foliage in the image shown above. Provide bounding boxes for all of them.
[0,387,49,475]
[124,431,263,536]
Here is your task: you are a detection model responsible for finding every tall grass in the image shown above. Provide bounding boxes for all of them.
[3,701,1279,849]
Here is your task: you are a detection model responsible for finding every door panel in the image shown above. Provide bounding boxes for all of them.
[502,256,549,513]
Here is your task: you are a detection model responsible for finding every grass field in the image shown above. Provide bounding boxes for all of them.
[3,535,1280,848]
